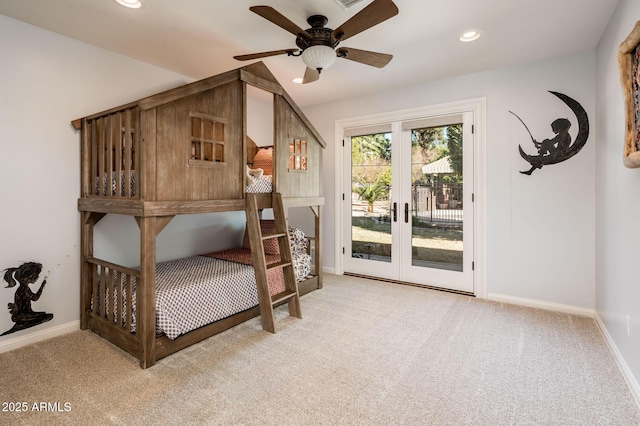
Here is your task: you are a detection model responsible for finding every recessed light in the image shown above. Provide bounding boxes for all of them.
[460,31,480,42]
[115,0,142,9]
[292,77,304,84]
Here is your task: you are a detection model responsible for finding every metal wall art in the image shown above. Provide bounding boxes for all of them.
[511,91,589,175]
[618,20,640,168]
[1,262,53,336]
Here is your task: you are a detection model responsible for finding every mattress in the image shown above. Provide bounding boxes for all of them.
[98,255,265,340]
[150,255,261,339]
[245,174,272,193]
[96,170,271,196]
[98,238,309,340]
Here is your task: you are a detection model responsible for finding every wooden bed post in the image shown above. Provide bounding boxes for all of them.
[310,205,323,289]
[137,216,157,368]
[80,212,92,330]
[80,212,105,329]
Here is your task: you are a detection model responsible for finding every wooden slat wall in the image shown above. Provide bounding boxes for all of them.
[85,257,139,333]
[98,117,105,195]
[188,93,208,200]
[153,80,243,202]
[124,109,134,197]
[106,115,114,197]
[85,107,140,198]
[142,109,156,201]
[274,95,322,199]
[156,102,178,200]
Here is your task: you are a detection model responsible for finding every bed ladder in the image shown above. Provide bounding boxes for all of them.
[246,192,302,333]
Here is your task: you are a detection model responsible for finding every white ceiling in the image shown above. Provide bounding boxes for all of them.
[0,0,619,107]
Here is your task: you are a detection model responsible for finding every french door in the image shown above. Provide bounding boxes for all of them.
[342,111,475,293]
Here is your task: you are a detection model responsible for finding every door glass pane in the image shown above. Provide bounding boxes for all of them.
[351,133,392,262]
[410,124,463,271]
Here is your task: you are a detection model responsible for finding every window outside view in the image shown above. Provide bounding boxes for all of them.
[351,124,464,271]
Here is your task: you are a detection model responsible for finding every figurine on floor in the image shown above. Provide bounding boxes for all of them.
[1,261,53,336]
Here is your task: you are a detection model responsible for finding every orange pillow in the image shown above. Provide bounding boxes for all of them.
[252,148,273,176]
[242,220,280,255]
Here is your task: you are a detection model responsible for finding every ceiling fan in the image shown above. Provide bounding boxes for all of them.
[233,0,399,84]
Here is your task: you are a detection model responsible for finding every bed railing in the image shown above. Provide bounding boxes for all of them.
[86,257,139,334]
[84,106,140,198]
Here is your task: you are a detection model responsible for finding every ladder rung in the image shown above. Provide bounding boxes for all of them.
[266,260,292,270]
[262,232,287,240]
[271,290,298,305]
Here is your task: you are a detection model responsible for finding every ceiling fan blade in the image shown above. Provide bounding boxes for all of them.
[302,67,320,84]
[249,6,311,40]
[233,49,298,61]
[336,47,392,68]
[331,0,399,43]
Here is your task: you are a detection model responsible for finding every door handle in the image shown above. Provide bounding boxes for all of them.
[404,203,409,223]
[393,202,397,222]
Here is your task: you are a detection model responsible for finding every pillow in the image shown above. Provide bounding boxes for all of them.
[288,227,308,254]
[252,148,273,176]
[242,220,280,255]
[246,165,263,185]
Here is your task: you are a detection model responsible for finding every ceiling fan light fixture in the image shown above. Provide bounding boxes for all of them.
[302,45,337,72]
[115,0,142,9]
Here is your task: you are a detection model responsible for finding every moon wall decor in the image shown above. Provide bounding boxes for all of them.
[618,20,640,168]
[511,91,589,175]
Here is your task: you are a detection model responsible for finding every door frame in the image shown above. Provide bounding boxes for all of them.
[334,98,487,298]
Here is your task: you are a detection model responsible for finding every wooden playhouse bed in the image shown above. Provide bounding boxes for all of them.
[72,62,325,368]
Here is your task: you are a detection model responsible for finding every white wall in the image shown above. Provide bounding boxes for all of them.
[595,0,640,387]
[247,85,274,148]
[0,11,601,352]
[0,15,239,347]
[304,51,596,308]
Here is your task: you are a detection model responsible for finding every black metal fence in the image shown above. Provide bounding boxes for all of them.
[411,182,463,224]
[352,182,463,226]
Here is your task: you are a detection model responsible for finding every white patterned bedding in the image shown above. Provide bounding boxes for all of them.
[97,256,260,340]
[245,174,272,193]
[150,256,259,339]
[97,229,311,340]
[97,170,271,195]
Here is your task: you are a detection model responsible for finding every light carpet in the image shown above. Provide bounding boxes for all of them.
[0,274,639,425]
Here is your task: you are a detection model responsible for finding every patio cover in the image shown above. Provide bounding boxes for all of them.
[421,156,453,174]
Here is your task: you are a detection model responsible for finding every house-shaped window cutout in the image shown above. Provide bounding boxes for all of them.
[289,137,308,171]
[190,112,226,165]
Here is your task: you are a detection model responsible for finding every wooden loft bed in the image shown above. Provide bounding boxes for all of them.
[71,62,326,368]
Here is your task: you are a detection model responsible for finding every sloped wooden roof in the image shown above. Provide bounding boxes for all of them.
[72,62,325,148]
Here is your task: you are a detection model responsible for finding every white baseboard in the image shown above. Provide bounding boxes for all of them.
[594,314,640,408]
[0,321,80,354]
[322,266,336,275]
[487,293,596,317]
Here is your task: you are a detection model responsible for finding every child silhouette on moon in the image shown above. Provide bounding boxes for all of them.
[521,118,572,175]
